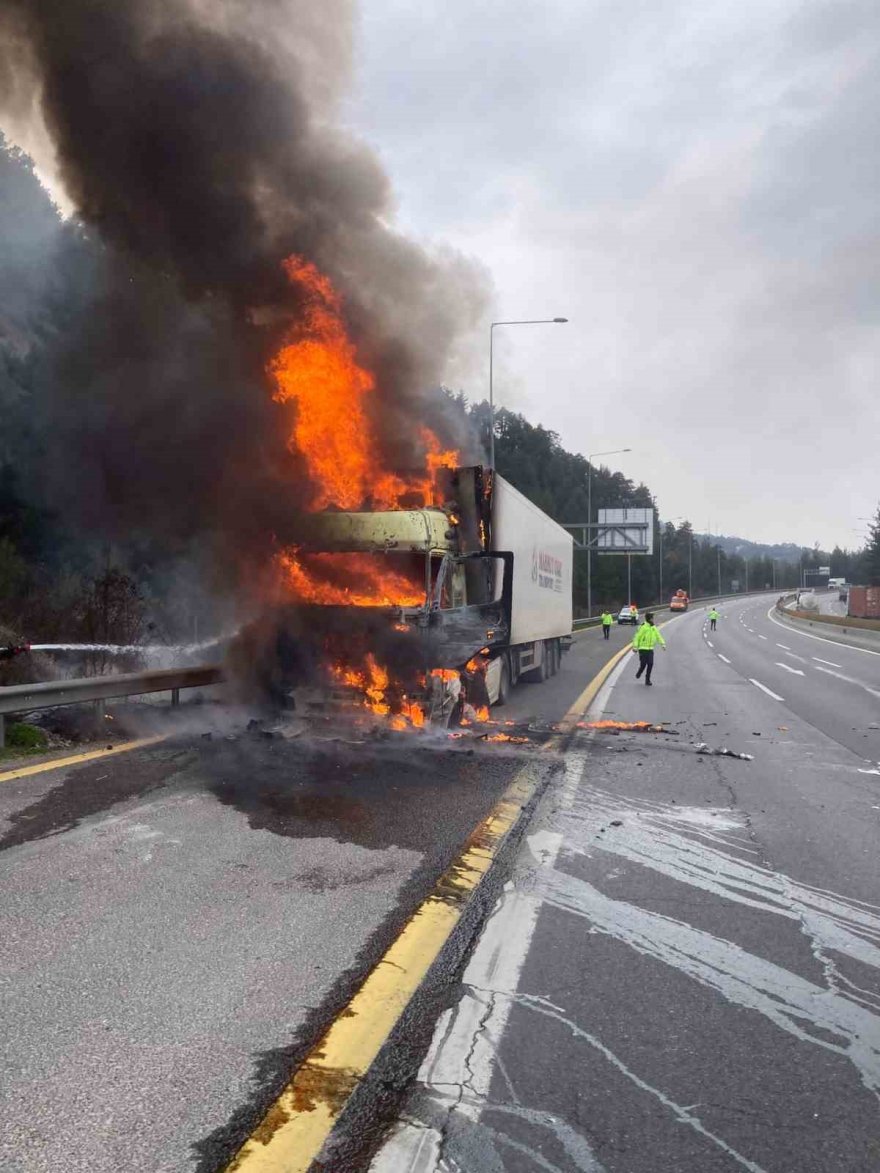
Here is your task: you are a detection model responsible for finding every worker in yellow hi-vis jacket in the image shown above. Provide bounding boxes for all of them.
[631,611,666,686]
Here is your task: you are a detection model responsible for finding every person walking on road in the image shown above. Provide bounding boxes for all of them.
[632,612,666,685]
[709,607,720,632]
[601,610,613,640]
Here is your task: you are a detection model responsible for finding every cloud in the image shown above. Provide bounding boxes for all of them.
[350,0,880,546]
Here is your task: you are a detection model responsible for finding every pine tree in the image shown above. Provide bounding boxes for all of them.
[864,504,880,586]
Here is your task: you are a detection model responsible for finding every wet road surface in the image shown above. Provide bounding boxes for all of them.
[0,624,628,1173]
[372,602,880,1172]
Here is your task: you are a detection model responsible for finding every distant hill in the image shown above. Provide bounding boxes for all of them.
[692,534,811,562]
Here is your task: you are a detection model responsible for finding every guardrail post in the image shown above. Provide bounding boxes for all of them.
[171,688,180,707]
[0,713,4,749]
[95,699,105,722]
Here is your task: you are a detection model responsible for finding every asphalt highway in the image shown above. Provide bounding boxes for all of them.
[372,599,880,1172]
[0,627,624,1173]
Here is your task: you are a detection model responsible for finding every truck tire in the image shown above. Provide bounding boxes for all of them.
[495,654,511,706]
[525,646,548,684]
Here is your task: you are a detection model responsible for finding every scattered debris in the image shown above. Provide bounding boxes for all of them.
[610,819,623,827]
[693,742,754,761]
[778,726,789,731]
[752,732,761,736]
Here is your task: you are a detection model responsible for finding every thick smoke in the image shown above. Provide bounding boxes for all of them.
[0,0,486,598]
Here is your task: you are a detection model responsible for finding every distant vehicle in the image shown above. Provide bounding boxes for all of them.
[617,605,639,625]
[669,589,689,612]
[828,577,845,590]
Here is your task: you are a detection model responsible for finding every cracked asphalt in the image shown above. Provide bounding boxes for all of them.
[372,602,880,1172]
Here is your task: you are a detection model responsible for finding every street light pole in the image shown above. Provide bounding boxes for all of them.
[489,317,568,468]
[586,447,632,617]
[659,528,663,603]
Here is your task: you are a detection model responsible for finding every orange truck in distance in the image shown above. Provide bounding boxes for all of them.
[669,589,689,612]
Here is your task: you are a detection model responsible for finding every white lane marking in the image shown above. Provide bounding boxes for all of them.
[707,640,714,648]
[750,679,784,701]
[859,768,880,776]
[813,664,880,699]
[813,657,842,668]
[758,634,768,640]
[784,651,808,663]
[372,756,605,1172]
[718,654,731,664]
[776,643,790,650]
[776,662,805,676]
[767,605,880,657]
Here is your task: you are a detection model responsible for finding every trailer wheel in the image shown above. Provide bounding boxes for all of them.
[525,647,548,684]
[495,655,511,706]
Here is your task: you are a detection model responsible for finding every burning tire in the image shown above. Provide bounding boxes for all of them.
[495,654,511,707]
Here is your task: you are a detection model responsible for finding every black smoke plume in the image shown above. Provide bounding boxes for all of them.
[0,0,485,602]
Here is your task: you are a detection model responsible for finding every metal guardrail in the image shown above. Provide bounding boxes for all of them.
[572,587,783,631]
[0,665,224,748]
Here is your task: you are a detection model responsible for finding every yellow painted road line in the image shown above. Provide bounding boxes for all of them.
[556,642,633,733]
[223,769,537,1173]
[224,619,682,1170]
[0,736,166,785]
[557,616,678,733]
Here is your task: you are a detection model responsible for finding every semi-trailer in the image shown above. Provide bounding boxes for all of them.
[239,465,574,724]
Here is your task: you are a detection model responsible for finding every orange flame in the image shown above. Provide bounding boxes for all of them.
[279,550,423,607]
[577,720,672,733]
[430,667,460,683]
[269,256,457,513]
[330,653,425,728]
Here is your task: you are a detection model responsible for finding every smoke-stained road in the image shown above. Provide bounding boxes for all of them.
[8,603,878,1172]
[371,601,880,1172]
[0,628,623,1173]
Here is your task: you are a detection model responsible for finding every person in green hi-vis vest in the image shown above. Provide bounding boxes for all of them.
[601,611,614,640]
[631,612,666,685]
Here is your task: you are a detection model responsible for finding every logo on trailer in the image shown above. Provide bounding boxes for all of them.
[533,545,563,592]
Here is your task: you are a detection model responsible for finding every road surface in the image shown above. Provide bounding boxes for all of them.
[372,598,880,1172]
[6,597,879,1172]
[0,622,624,1173]
[797,589,848,618]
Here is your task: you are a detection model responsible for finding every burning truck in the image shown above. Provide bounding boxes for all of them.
[226,257,573,730]
[233,465,574,729]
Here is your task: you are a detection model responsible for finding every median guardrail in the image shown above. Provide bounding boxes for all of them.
[573,587,782,631]
[0,664,224,748]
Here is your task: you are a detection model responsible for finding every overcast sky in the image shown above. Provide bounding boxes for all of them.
[345,0,880,549]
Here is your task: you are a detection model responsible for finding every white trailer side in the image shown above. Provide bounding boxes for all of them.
[483,475,573,698]
[491,474,573,643]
